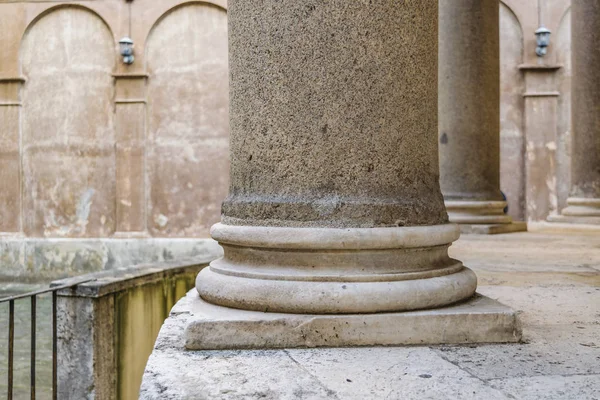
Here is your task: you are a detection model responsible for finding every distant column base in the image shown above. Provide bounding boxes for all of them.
[458,221,527,235]
[182,291,521,350]
[546,215,600,225]
[197,223,477,314]
[530,220,600,233]
[445,201,525,234]
[547,198,600,225]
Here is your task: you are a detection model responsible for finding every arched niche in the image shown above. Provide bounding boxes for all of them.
[145,3,229,237]
[499,2,526,220]
[20,6,116,237]
[554,8,572,212]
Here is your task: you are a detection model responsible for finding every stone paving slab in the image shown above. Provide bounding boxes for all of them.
[141,231,600,399]
[490,374,600,400]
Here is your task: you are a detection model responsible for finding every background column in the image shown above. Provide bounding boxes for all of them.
[550,0,600,224]
[438,0,525,233]
[196,0,477,315]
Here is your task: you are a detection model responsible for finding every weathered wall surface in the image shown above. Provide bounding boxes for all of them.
[0,0,229,279]
[21,7,117,237]
[500,0,572,222]
[146,4,229,237]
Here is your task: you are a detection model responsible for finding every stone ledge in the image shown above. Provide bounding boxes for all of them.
[458,221,527,235]
[183,291,522,350]
[0,237,222,282]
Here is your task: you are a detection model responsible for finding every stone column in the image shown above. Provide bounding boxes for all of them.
[438,0,525,234]
[549,1,600,225]
[185,0,519,349]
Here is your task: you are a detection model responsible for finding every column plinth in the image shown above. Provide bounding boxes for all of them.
[438,0,525,234]
[549,0,600,226]
[185,0,520,349]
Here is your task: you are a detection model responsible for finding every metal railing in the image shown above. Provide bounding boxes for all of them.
[0,279,95,400]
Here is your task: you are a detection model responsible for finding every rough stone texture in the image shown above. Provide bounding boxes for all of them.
[57,294,115,400]
[223,0,446,228]
[439,0,502,202]
[141,231,600,399]
[0,238,221,282]
[569,0,600,200]
[197,0,477,319]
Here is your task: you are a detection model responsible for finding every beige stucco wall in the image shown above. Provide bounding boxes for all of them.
[500,0,572,222]
[0,0,229,240]
[0,0,229,280]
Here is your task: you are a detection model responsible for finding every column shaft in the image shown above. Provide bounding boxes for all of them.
[224,1,446,229]
[438,0,515,228]
[196,0,476,314]
[559,0,600,220]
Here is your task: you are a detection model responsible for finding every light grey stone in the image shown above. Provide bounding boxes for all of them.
[286,347,511,400]
[142,231,600,399]
[142,313,512,400]
[183,292,520,350]
[491,374,600,400]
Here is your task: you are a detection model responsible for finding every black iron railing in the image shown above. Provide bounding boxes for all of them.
[0,279,95,400]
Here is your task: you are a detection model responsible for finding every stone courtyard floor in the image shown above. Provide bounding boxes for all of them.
[142,229,600,399]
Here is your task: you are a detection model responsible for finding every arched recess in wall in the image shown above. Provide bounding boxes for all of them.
[499,1,526,221]
[554,7,572,212]
[146,2,229,237]
[20,6,116,237]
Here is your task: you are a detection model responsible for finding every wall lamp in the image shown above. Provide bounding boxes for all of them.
[535,27,551,57]
[119,37,135,64]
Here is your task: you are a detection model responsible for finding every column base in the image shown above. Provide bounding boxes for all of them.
[198,223,477,314]
[547,198,600,225]
[546,214,600,225]
[458,221,527,235]
[444,201,525,234]
[183,291,521,350]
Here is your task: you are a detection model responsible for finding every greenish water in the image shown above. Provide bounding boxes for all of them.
[0,286,53,400]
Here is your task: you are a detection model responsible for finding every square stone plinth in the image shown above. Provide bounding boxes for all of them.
[183,291,521,350]
[459,221,527,235]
